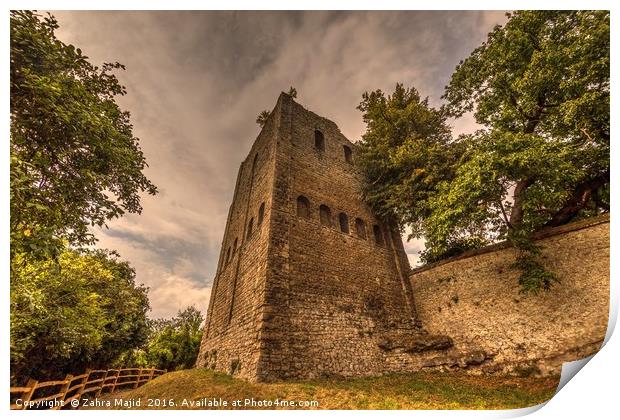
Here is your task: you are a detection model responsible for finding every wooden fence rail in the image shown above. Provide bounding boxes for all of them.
[10,367,167,410]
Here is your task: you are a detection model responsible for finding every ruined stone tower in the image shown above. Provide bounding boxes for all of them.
[196,93,452,382]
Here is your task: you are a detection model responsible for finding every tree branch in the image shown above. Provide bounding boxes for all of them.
[545,170,610,227]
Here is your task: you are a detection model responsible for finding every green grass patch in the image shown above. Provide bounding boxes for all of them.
[88,368,559,410]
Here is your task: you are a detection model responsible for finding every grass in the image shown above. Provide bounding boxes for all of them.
[87,368,559,410]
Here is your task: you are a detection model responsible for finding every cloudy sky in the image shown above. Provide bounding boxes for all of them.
[52,11,507,318]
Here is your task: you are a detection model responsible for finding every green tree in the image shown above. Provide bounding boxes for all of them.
[10,249,150,383]
[10,11,157,259]
[356,83,467,243]
[357,12,609,292]
[437,11,609,291]
[117,306,204,372]
[442,10,609,231]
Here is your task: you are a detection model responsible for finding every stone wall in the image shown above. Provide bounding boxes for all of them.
[198,93,449,382]
[410,215,610,375]
[196,94,283,380]
[256,96,425,381]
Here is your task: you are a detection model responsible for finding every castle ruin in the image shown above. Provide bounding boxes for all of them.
[196,93,609,382]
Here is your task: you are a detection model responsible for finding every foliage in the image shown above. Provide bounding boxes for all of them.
[286,86,298,98]
[10,11,157,259]
[442,10,609,230]
[505,230,561,293]
[256,110,271,128]
[256,86,298,127]
[356,83,461,238]
[440,10,609,291]
[513,258,559,294]
[357,12,609,292]
[116,306,204,372]
[423,130,582,255]
[419,236,488,264]
[10,249,150,383]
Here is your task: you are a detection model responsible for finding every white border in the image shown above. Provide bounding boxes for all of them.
[2,2,617,419]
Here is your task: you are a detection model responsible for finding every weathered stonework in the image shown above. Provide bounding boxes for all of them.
[411,215,610,376]
[196,93,453,381]
[196,93,610,381]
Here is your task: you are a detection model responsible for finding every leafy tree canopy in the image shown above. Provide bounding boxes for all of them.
[10,11,157,259]
[356,83,462,239]
[116,306,204,372]
[441,10,609,231]
[10,249,150,383]
[357,11,609,292]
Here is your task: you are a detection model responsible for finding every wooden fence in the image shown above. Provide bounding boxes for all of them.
[10,367,167,410]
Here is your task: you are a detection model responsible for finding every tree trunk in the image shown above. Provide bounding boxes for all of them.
[509,178,534,227]
[545,171,610,227]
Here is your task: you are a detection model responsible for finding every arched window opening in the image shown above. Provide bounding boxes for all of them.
[319,205,332,227]
[314,130,325,152]
[258,202,265,225]
[247,218,254,239]
[339,213,349,234]
[226,247,231,264]
[373,225,384,246]
[355,218,367,239]
[297,195,310,218]
[343,145,352,163]
[233,237,238,254]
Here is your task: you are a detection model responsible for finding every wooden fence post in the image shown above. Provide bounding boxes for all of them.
[95,370,109,397]
[77,369,91,398]
[19,379,38,410]
[110,369,120,393]
[59,374,73,404]
[133,368,142,389]
[10,366,158,410]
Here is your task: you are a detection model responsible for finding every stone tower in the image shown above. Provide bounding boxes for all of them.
[196,93,451,382]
